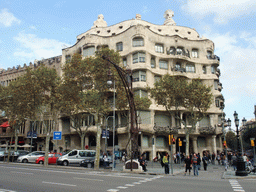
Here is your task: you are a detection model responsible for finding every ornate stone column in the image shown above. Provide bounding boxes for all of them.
[212,135,217,155]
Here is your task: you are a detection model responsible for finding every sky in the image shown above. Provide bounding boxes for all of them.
[0,0,256,129]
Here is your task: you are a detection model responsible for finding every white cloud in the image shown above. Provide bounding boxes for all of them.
[142,6,150,14]
[203,30,256,119]
[29,26,37,30]
[0,8,21,27]
[181,0,256,24]
[13,32,70,61]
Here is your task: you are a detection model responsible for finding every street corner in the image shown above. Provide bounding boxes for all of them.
[222,170,256,179]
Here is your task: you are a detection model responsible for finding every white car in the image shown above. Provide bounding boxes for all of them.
[17,151,45,163]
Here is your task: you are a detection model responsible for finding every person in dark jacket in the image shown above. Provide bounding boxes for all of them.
[202,154,208,171]
[184,155,192,175]
[197,153,201,170]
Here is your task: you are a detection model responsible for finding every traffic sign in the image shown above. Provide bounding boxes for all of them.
[53,131,62,140]
[102,129,109,138]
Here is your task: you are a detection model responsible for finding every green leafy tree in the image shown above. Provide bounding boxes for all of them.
[226,131,237,151]
[149,75,212,155]
[61,48,151,169]
[3,65,61,166]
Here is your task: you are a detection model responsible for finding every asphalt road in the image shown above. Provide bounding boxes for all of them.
[0,163,255,192]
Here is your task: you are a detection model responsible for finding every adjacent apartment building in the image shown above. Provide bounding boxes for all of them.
[0,10,225,160]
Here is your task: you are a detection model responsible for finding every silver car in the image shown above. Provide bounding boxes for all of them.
[17,151,45,163]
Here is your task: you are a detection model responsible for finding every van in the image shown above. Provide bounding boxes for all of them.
[57,149,96,166]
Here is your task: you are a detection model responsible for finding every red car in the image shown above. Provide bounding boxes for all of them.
[36,153,62,164]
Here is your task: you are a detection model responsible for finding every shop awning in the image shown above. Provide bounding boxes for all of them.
[0,121,10,128]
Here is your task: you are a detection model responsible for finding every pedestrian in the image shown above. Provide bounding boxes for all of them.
[192,153,199,176]
[197,153,201,170]
[163,153,169,174]
[231,153,237,171]
[184,155,192,175]
[212,152,216,165]
[217,153,221,165]
[139,156,147,172]
[103,153,108,168]
[202,154,208,171]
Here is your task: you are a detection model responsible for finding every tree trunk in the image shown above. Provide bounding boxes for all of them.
[94,115,101,170]
[14,125,18,152]
[185,132,189,156]
[44,133,50,167]
[80,134,85,150]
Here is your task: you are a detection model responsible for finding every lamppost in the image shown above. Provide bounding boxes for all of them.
[105,116,113,154]
[107,79,115,171]
[241,117,247,155]
[221,116,227,161]
[227,118,231,131]
[233,111,248,176]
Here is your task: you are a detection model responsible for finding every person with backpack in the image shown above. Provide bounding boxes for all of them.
[202,154,208,171]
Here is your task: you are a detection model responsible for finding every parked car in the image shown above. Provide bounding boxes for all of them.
[57,150,96,166]
[17,151,45,163]
[80,154,112,168]
[9,150,29,162]
[0,151,7,161]
[36,153,62,164]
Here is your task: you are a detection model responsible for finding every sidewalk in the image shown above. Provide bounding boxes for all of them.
[113,160,185,175]
[222,166,256,179]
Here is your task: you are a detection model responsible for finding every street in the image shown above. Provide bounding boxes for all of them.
[0,163,255,192]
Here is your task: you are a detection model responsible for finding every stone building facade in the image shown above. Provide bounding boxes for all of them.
[0,10,225,160]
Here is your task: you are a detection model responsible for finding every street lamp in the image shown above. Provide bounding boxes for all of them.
[233,111,248,176]
[107,79,115,171]
[227,118,231,131]
[221,116,227,161]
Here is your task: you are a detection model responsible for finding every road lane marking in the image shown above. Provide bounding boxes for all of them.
[1,166,148,179]
[125,184,134,186]
[229,180,245,192]
[73,177,104,181]
[11,171,33,175]
[116,186,127,189]
[133,182,141,184]
[42,181,76,187]
[0,189,16,192]
[106,189,119,192]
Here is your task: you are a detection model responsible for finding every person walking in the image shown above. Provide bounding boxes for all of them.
[184,155,192,175]
[163,153,169,174]
[202,154,208,171]
[192,153,199,176]
[197,153,201,170]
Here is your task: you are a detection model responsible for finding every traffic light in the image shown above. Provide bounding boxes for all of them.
[169,135,173,145]
[223,141,227,148]
[251,140,255,147]
[172,138,175,144]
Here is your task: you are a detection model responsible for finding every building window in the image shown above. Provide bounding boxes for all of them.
[192,49,199,58]
[134,90,148,98]
[154,76,161,83]
[65,55,71,63]
[186,64,195,73]
[133,71,146,82]
[215,98,220,107]
[83,46,95,57]
[159,60,168,69]
[155,43,164,53]
[123,58,127,67]
[207,50,212,59]
[151,57,156,68]
[175,63,181,70]
[168,46,176,55]
[176,47,184,55]
[132,37,144,47]
[214,80,218,90]
[133,52,145,63]
[202,65,207,74]
[116,42,123,51]
[211,65,216,74]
